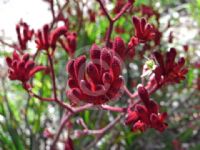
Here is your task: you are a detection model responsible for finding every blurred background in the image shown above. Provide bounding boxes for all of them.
[0,0,200,149]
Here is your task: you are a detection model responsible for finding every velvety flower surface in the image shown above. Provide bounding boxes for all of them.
[153,48,188,84]
[35,24,67,51]
[16,20,34,50]
[125,85,168,132]
[132,16,156,42]
[59,32,77,57]
[6,51,46,83]
[66,44,124,105]
[113,36,135,60]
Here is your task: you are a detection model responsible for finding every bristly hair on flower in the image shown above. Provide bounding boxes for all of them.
[125,85,168,132]
[35,24,68,51]
[132,16,156,43]
[16,20,34,51]
[152,48,188,85]
[6,50,46,89]
[66,44,124,105]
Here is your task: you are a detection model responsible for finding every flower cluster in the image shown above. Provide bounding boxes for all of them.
[152,48,188,84]
[6,51,46,84]
[132,16,156,43]
[141,4,159,21]
[125,85,168,132]
[16,20,34,51]
[59,32,77,57]
[113,36,135,60]
[66,44,124,105]
[35,24,67,51]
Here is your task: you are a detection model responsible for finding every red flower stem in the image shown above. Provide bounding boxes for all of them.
[50,0,69,29]
[29,91,54,102]
[50,114,71,150]
[106,21,114,47]
[123,85,138,99]
[49,0,56,20]
[96,0,132,47]
[113,2,132,21]
[50,104,94,149]
[47,51,58,101]
[100,104,126,113]
[96,0,112,22]
[77,114,122,137]
[77,118,88,129]
[124,82,163,100]
[28,90,74,112]
[0,39,18,50]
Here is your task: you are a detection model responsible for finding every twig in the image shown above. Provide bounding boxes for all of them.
[50,103,93,149]
[100,105,126,113]
[96,0,132,47]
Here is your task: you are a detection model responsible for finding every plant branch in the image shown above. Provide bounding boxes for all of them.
[50,103,94,149]
[113,2,132,21]
[100,104,126,113]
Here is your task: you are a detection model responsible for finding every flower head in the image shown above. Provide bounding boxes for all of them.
[125,85,168,132]
[59,32,77,57]
[35,24,67,51]
[132,16,155,43]
[66,44,124,105]
[16,20,34,50]
[6,51,46,83]
[152,48,188,84]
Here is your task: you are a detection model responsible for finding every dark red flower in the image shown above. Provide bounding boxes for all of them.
[60,32,77,57]
[152,48,188,84]
[113,0,126,14]
[115,26,126,34]
[66,44,124,105]
[168,31,174,43]
[132,16,156,43]
[125,85,168,132]
[6,51,46,83]
[88,9,96,22]
[35,24,67,51]
[141,5,159,21]
[16,20,34,51]
[183,45,189,52]
[113,36,136,60]
[64,137,74,150]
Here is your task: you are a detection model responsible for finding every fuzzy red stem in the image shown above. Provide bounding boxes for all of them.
[50,104,94,149]
[101,105,126,113]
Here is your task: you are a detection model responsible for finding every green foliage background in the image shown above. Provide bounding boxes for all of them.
[0,0,200,149]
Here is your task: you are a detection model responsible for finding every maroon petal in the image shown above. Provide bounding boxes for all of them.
[113,37,126,58]
[67,88,82,105]
[100,48,112,73]
[86,62,100,84]
[137,85,150,105]
[132,120,147,132]
[66,60,76,77]
[74,55,86,81]
[29,66,46,78]
[13,50,20,60]
[132,16,142,38]
[125,111,139,125]
[111,56,121,79]
[25,60,35,71]
[64,137,74,150]
[22,53,30,62]
[147,100,159,114]
[6,57,12,67]
[102,72,113,84]
[50,26,67,50]
[135,104,150,124]
[68,78,78,88]
[153,51,165,74]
